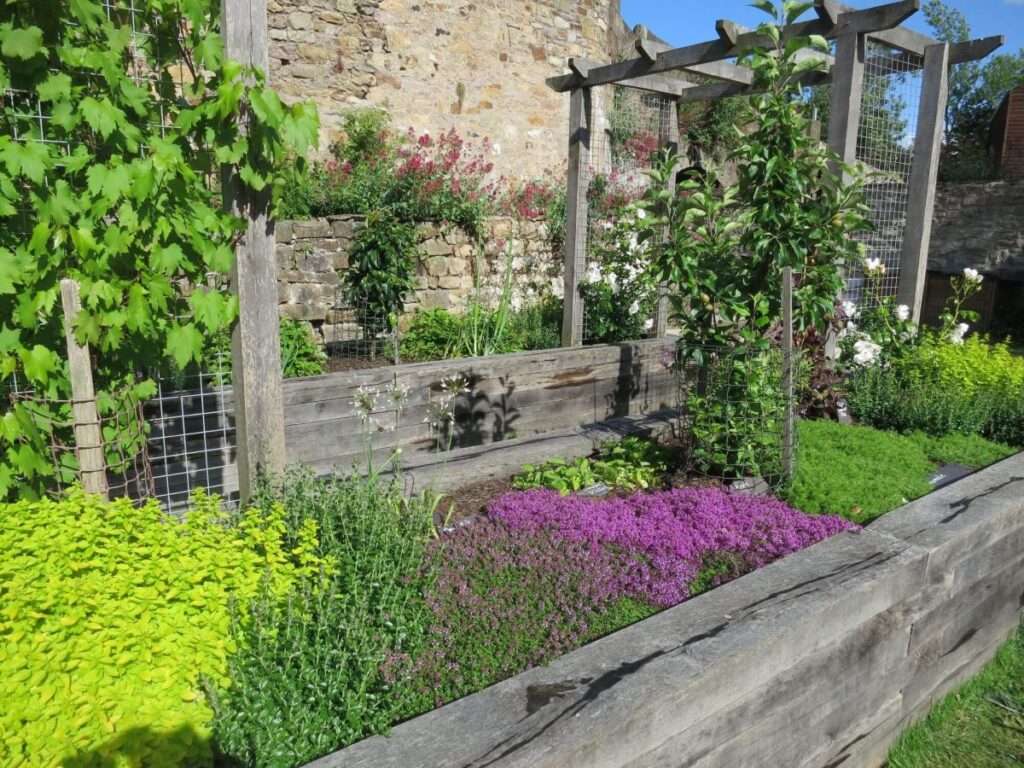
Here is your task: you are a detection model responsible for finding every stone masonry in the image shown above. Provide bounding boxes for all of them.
[267,0,632,177]
[275,215,560,345]
[929,181,1024,280]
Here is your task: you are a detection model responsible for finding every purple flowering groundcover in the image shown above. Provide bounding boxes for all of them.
[393,487,856,713]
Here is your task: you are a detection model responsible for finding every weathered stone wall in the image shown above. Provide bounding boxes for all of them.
[267,0,632,177]
[310,454,1024,768]
[929,181,1024,281]
[274,216,560,345]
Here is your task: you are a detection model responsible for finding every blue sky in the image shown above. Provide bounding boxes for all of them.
[621,1,1024,57]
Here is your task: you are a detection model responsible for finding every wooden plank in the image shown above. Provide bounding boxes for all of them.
[223,0,285,501]
[830,2,933,54]
[636,38,752,86]
[948,36,1004,66]
[60,279,108,499]
[897,42,949,323]
[561,87,590,347]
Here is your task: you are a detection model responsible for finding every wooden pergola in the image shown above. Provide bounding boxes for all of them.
[547,0,1003,347]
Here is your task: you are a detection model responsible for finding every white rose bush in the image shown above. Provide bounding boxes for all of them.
[578,205,659,343]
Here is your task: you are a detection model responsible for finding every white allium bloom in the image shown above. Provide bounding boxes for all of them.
[853,339,881,366]
[963,267,983,283]
[841,300,858,319]
[894,304,910,321]
[864,257,885,274]
[585,262,602,284]
[628,300,640,316]
[643,318,654,331]
[635,208,647,220]
[950,322,969,345]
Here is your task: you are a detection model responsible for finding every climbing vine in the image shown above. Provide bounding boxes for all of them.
[0,0,319,499]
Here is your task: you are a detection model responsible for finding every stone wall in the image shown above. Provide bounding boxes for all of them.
[267,0,632,178]
[274,216,561,345]
[929,181,1024,281]
[311,453,1024,768]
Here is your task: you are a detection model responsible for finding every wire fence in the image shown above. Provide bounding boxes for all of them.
[582,85,673,345]
[846,41,924,308]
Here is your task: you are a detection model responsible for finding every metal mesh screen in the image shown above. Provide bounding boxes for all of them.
[326,292,402,371]
[848,41,924,307]
[147,348,238,514]
[582,86,672,345]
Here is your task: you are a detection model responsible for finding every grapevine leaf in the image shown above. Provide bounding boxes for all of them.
[165,323,204,368]
[0,25,44,60]
[20,345,57,382]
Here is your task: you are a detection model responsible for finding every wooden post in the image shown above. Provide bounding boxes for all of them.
[222,0,286,500]
[561,86,591,347]
[653,97,679,338]
[828,31,866,183]
[781,267,795,480]
[897,42,950,323]
[60,279,108,499]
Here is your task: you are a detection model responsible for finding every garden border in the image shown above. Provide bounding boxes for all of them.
[309,451,1024,768]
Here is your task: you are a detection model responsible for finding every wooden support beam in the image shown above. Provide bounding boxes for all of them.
[561,87,591,348]
[948,36,1005,65]
[674,68,830,104]
[222,0,286,500]
[898,42,949,324]
[637,38,753,86]
[815,0,843,25]
[831,1,933,53]
[828,31,866,181]
[835,0,920,35]
[781,266,795,480]
[60,278,108,500]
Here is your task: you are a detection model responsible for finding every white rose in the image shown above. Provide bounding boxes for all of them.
[864,257,885,274]
[628,300,640,316]
[894,304,910,321]
[607,273,619,294]
[585,263,602,284]
[635,208,647,220]
[963,267,982,283]
[852,339,881,366]
[643,318,654,331]
[842,300,858,319]
[950,322,969,345]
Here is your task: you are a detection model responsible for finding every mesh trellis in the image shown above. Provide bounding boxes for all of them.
[326,291,402,368]
[8,384,155,502]
[846,41,925,308]
[582,85,673,345]
[675,345,800,490]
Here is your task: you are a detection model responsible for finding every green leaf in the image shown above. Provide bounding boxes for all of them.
[165,323,204,368]
[37,73,72,102]
[80,97,123,139]
[189,289,227,332]
[0,24,44,60]
[20,345,57,382]
[153,243,186,273]
[750,0,776,17]
[0,138,52,184]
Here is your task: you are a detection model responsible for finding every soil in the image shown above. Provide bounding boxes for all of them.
[324,356,393,374]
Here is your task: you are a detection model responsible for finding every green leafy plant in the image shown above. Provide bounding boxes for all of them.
[209,468,436,768]
[344,211,418,347]
[513,437,672,495]
[0,487,323,767]
[279,319,327,378]
[399,308,461,362]
[449,245,517,358]
[0,0,318,500]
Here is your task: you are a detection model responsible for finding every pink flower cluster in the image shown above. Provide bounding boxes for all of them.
[488,488,857,606]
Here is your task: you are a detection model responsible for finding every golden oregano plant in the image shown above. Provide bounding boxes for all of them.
[0,0,318,499]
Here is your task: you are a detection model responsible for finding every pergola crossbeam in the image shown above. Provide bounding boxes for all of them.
[637,38,754,86]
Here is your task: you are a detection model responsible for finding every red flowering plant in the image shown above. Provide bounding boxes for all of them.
[281,110,498,236]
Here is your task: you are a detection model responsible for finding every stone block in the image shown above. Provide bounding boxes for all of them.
[275,221,294,243]
[422,238,452,257]
[293,219,331,239]
[438,275,462,289]
[447,258,467,276]
[332,219,358,239]
[419,289,450,310]
[425,256,447,277]
[298,251,334,273]
[332,252,350,270]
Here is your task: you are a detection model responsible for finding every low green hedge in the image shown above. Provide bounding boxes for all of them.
[784,420,1015,525]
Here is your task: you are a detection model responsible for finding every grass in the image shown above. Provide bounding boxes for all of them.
[887,623,1024,768]
[783,420,1016,525]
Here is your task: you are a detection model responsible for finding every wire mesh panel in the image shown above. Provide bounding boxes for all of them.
[326,291,401,370]
[146,349,238,514]
[582,86,672,345]
[847,41,924,307]
[675,345,799,490]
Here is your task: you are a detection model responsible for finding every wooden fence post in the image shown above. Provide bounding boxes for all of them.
[562,86,591,347]
[60,279,108,500]
[898,42,950,323]
[781,267,795,480]
[222,0,286,500]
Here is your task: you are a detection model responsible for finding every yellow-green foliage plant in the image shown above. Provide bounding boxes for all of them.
[909,335,1024,398]
[0,488,325,767]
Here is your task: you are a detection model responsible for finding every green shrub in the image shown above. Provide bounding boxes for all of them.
[279,319,327,378]
[0,489,320,767]
[506,295,563,351]
[210,469,435,768]
[905,431,1015,471]
[345,211,419,341]
[400,308,460,362]
[847,337,1024,446]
